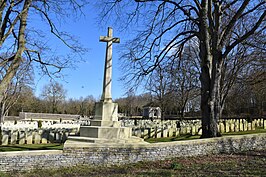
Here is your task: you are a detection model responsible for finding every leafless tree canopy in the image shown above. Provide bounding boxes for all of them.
[97,0,265,137]
[0,0,89,123]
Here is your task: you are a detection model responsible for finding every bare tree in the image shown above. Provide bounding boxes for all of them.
[0,54,33,122]
[146,65,172,118]
[0,0,88,119]
[170,43,200,118]
[97,0,266,137]
[41,81,67,113]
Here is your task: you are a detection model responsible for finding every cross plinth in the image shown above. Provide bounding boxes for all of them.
[100,27,120,103]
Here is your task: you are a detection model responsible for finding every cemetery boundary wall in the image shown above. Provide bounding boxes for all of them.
[0,133,266,172]
[19,112,80,121]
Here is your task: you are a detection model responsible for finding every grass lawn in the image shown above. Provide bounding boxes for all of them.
[0,143,63,152]
[145,127,266,143]
[1,149,265,177]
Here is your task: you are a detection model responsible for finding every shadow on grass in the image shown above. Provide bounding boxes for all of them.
[146,134,200,143]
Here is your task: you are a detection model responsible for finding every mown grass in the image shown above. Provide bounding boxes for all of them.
[0,143,63,152]
[145,127,266,143]
[2,149,265,177]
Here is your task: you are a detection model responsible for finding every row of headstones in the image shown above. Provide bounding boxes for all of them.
[133,126,201,139]
[122,119,200,129]
[219,118,265,133]
[2,121,81,131]
[0,128,79,145]
[132,118,266,139]
[1,121,38,130]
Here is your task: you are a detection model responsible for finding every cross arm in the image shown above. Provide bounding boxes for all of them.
[100,36,120,43]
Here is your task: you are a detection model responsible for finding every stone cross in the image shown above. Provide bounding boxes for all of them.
[100,27,120,102]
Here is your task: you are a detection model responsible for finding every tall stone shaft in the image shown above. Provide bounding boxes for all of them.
[100,27,120,102]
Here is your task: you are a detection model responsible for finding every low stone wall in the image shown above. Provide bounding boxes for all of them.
[19,112,80,121]
[0,133,265,172]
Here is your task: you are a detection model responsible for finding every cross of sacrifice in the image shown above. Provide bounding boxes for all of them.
[99,27,120,102]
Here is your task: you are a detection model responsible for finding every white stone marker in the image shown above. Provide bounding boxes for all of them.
[163,129,168,137]
[26,130,33,144]
[248,123,252,131]
[19,131,25,144]
[143,129,149,139]
[239,119,244,131]
[252,121,256,130]
[34,130,41,144]
[1,130,9,145]
[11,130,18,144]
[219,122,225,134]
[230,120,235,132]
[235,120,239,132]
[225,121,230,133]
[169,128,174,137]
[191,126,196,135]
[42,130,48,144]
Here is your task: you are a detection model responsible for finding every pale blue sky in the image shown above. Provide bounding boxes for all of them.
[34,6,130,100]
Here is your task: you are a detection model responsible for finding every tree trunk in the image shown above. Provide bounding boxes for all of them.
[199,0,220,138]
[0,0,31,110]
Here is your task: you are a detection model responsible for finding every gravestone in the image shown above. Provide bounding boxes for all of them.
[225,121,230,132]
[235,120,239,132]
[230,120,235,132]
[19,131,25,144]
[1,130,9,145]
[143,129,149,139]
[169,128,174,137]
[219,122,225,133]
[239,119,244,131]
[244,120,248,131]
[248,123,252,131]
[191,125,196,135]
[156,128,162,138]
[41,130,48,144]
[26,130,33,144]
[34,130,41,144]
[163,129,168,137]
[65,27,146,146]
[252,121,256,130]
[175,128,180,136]
[150,128,155,138]
[11,130,18,144]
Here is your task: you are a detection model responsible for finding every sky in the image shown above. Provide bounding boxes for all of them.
[34,5,131,100]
